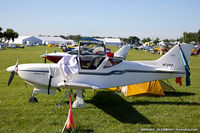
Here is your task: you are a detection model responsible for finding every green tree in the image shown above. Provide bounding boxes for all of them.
[146,37,151,42]
[177,37,183,43]
[3,28,18,43]
[153,37,159,45]
[128,36,140,44]
[183,32,196,43]
[163,39,170,43]
[67,35,82,41]
[142,37,151,43]
[196,29,200,43]
[120,37,129,43]
[59,35,66,39]
[0,27,3,42]
[92,36,103,39]
[170,39,176,42]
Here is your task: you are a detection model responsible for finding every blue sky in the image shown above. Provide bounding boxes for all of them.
[1,0,200,40]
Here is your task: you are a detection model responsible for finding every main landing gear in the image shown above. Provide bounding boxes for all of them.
[72,89,86,108]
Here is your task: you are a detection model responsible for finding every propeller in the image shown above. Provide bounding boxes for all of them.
[8,71,15,86]
[8,57,19,86]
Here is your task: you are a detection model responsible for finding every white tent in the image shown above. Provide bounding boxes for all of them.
[103,38,122,47]
[10,36,73,45]
[10,36,43,45]
[24,36,43,45]
[10,36,30,44]
[38,36,71,45]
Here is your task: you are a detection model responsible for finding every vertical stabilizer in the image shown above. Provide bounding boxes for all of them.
[114,44,131,59]
[156,44,193,72]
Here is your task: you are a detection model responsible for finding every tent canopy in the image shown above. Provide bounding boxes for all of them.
[109,80,173,96]
[80,37,100,42]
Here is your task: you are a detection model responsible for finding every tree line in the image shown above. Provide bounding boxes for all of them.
[58,29,200,45]
[1,26,199,45]
[58,35,177,45]
[0,27,18,43]
[182,29,200,43]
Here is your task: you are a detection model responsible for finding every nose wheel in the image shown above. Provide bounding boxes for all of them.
[28,92,38,103]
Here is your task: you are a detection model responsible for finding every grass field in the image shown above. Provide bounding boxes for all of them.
[0,46,199,133]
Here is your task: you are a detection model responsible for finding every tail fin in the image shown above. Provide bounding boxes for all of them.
[156,44,193,72]
[114,44,131,59]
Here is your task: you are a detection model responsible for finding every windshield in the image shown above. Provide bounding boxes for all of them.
[79,41,106,55]
[79,41,106,69]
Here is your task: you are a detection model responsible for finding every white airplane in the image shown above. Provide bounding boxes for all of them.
[7,43,192,108]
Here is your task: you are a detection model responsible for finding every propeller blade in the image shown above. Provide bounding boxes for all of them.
[8,71,15,86]
[8,57,19,86]
[15,59,18,66]
[15,56,19,71]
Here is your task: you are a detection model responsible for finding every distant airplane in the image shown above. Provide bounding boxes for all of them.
[41,43,131,63]
[191,44,200,55]
[7,43,192,108]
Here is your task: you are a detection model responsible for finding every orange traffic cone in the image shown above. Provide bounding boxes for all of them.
[62,92,75,132]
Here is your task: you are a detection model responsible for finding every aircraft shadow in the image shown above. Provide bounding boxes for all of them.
[74,129,94,133]
[86,91,152,124]
[129,100,200,106]
[164,91,196,97]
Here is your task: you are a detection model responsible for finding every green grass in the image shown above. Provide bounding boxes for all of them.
[0,46,199,133]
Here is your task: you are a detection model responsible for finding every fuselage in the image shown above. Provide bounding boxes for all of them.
[9,44,193,90]
[15,57,185,89]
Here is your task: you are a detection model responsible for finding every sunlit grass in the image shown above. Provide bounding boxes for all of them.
[0,45,199,132]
